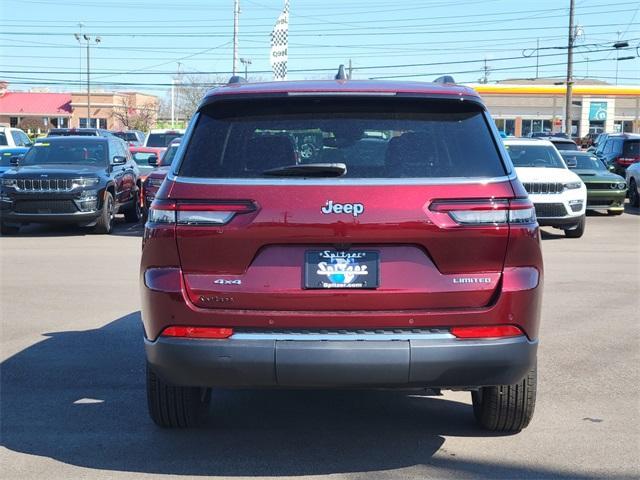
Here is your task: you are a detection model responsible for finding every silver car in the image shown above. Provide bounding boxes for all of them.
[626,162,640,207]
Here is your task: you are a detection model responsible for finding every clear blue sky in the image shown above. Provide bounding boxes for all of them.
[0,0,638,95]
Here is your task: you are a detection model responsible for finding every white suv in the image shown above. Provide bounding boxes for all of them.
[144,129,185,148]
[0,127,33,148]
[505,138,587,238]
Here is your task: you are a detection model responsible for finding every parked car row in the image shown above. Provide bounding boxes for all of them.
[0,129,184,234]
[0,135,141,234]
[0,127,635,237]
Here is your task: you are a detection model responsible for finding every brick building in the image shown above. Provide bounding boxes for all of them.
[0,83,159,133]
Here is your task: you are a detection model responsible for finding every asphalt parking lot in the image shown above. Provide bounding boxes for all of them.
[1,206,639,480]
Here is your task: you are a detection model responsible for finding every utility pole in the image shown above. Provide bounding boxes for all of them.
[348,59,353,80]
[233,0,240,76]
[564,0,575,137]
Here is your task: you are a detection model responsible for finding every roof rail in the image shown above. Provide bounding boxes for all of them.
[335,64,347,80]
[227,75,247,85]
[433,75,456,84]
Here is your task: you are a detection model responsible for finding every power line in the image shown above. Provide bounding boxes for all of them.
[0,22,630,37]
[0,3,632,30]
[3,30,637,52]
[2,54,632,86]
[2,46,632,77]
[368,55,636,80]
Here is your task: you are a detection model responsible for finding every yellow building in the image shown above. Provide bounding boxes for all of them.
[472,80,640,138]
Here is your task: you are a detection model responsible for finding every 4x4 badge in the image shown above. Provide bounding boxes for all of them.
[321,200,364,217]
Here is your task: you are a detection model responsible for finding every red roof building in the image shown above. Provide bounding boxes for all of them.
[0,91,72,130]
[0,84,159,132]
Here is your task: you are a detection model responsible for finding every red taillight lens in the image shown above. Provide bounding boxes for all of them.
[161,326,234,339]
[451,325,523,339]
[428,199,535,226]
[617,157,639,166]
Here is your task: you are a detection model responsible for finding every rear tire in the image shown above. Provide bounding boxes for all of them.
[472,363,537,432]
[564,215,585,238]
[630,179,639,207]
[124,196,141,223]
[0,222,20,235]
[146,363,210,428]
[94,191,114,234]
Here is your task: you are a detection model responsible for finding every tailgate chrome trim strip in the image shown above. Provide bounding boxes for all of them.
[230,331,455,341]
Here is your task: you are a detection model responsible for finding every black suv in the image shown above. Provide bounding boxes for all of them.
[595,133,640,176]
[47,128,113,137]
[0,136,141,234]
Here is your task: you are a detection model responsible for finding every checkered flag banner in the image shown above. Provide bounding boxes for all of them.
[270,0,289,81]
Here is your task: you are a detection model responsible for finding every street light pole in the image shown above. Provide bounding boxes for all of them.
[86,38,91,123]
[240,58,252,80]
[564,0,575,137]
[171,79,175,128]
[74,33,100,127]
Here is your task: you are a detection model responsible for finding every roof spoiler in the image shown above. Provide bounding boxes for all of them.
[433,75,456,84]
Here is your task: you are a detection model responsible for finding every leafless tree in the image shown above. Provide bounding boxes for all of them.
[174,74,227,121]
[112,95,158,131]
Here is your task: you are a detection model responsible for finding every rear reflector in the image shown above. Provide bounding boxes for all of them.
[161,326,234,339]
[451,325,523,339]
[144,267,181,293]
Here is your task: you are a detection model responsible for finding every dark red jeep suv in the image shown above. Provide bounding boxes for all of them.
[141,79,543,432]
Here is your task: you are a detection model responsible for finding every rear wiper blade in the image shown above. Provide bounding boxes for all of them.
[262,163,347,177]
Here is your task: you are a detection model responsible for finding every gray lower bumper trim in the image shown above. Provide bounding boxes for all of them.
[145,335,537,389]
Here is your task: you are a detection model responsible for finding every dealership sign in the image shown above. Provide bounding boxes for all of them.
[589,102,608,122]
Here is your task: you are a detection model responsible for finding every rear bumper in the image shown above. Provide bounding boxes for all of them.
[145,334,538,388]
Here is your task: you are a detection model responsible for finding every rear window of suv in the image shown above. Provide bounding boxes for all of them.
[623,140,639,157]
[114,132,140,143]
[147,133,182,147]
[178,97,506,179]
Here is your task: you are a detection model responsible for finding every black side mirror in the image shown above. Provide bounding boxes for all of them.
[9,155,22,165]
[147,155,158,166]
[112,155,127,165]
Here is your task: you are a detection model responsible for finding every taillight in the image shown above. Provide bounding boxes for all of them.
[428,199,536,226]
[617,156,639,166]
[451,325,523,339]
[147,200,256,225]
[148,200,176,224]
[161,326,233,339]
